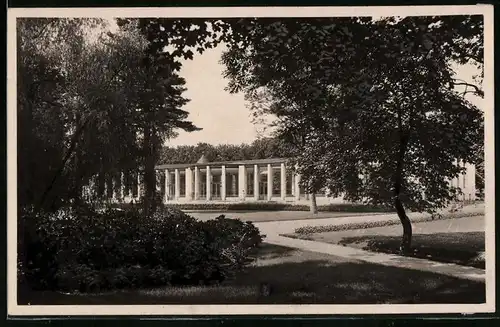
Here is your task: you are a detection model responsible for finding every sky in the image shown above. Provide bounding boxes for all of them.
[170,46,263,147]
[102,19,264,147]
[102,19,484,148]
[172,47,484,147]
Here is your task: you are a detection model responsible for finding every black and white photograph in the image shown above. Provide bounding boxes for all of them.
[7,5,495,316]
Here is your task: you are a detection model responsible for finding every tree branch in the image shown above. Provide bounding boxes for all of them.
[453,81,484,97]
[32,21,53,40]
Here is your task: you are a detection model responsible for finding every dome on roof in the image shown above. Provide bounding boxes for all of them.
[196,154,209,164]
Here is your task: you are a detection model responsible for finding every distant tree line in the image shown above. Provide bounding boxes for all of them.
[159,137,294,165]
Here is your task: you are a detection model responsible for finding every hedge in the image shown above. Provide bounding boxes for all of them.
[111,202,393,213]
[18,205,263,293]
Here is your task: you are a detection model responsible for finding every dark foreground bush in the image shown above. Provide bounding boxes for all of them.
[18,206,263,293]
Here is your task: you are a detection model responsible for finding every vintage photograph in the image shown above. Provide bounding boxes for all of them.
[7,5,494,316]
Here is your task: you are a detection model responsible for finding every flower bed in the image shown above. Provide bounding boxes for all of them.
[292,211,484,235]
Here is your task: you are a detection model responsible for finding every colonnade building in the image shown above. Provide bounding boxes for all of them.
[155,155,323,204]
[150,155,477,205]
[96,155,477,205]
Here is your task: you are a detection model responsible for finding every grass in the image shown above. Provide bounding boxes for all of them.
[284,215,485,269]
[336,232,485,269]
[18,243,485,305]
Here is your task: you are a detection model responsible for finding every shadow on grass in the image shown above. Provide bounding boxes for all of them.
[338,232,485,269]
[19,256,485,305]
[249,243,298,260]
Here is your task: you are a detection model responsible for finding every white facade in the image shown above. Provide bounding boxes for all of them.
[101,157,477,205]
[448,160,477,202]
[155,158,342,205]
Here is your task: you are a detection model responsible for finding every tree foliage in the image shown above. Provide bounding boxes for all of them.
[17,18,116,210]
[221,16,484,252]
[17,18,198,212]
[159,137,292,165]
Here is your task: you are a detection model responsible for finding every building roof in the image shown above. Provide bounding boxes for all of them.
[155,157,290,170]
[196,154,209,164]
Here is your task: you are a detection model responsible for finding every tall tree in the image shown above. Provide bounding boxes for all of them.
[221,16,484,253]
[114,20,203,213]
[18,18,190,212]
[116,18,268,210]
[17,18,118,210]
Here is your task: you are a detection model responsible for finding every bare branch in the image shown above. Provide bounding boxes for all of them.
[453,81,484,97]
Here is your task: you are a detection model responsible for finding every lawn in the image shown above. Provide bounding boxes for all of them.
[286,216,485,269]
[18,242,485,305]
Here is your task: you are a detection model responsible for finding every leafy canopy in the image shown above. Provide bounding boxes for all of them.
[221,16,483,213]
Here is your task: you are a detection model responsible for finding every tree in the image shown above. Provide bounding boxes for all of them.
[116,18,290,210]
[244,87,324,213]
[116,18,239,212]
[221,16,484,253]
[16,18,124,210]
[159,137,293,165]
[17,18,196,213]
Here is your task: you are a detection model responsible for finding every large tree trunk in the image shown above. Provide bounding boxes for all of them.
[72,152,83,209]
[394,130,412,254]
[394,194,412,253]
[143,124,157,216]
[37,115,93,211]
[72,113,83,209]
[310,193,318,214]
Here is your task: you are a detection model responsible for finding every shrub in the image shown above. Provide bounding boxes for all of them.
[19,205,263,293]
[197,216,264,281]
[161,202,392,212]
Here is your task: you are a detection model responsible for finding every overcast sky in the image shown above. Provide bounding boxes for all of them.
[170,46,263,147]
[104,19,484,147]
[172,46,483,147]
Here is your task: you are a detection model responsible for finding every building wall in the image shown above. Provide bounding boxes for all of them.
[95,159,477,206]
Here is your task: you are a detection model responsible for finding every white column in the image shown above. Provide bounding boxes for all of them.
[174,169,180,200]
[103,177,107,200]
[231,174,237,196]
[185,168,192,201]
[155,171,161,195]
[294,173,301,201]
[137,173,142,200]
[238,165,247,200]
[465,162,476,201]
[164,169,170,202]
[120,172,125,200]
[280,163,286,200]
[194,166,200,200]
[452,159,459,190]
[221,165,227,201]
[112,176,117,201]
[206,166,212,201]
[254,164,259,201]
[460,160,466,201]
[267,164,273,201]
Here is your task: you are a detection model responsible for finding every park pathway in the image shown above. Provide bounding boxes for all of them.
[253,209,486,283]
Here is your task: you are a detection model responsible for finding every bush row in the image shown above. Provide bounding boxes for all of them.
[291,211,484,235]
[134,202,394,213]
[18,206,263,293]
